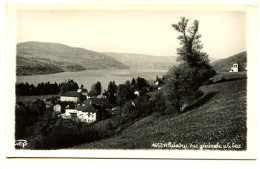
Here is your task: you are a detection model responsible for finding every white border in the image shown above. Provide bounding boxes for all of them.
[3,3,259,159]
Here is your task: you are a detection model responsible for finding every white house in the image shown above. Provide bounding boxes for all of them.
[61,104,97,123]
[53,104,61,113]
[229,63,239,72]
[76,105,97,123]
[60,91,78,102]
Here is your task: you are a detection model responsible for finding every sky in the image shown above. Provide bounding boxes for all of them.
[17,10,246,59]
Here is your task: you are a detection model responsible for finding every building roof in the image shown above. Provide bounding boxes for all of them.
[82,104,96,112]
[88,90,97,97]
[90,98,110,107]
[61,91,78,97]
[82,99,91,105]
[76,105,87,111]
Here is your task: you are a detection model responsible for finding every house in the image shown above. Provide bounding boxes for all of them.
[78,87,88,96]
[44,100,53,108]
[60,95,112,123]
[87,90,97,99]
[229,63,239,72]
[76,104,97,123]
[53,104,61,113]
[97,94,106,98]
[61,109,77,119]
[61,103,97,123]
[60,91,79,102]
[88,98,111,109]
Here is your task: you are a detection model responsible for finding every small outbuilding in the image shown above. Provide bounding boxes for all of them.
[229,63,239,72]
[53,104,61,113]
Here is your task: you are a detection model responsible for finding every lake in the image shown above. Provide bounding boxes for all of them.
[16,69,168,90]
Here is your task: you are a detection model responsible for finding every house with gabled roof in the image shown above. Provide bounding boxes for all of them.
[60,97,111,123]
[60,91,79,102]
[87,90,97,99]
[76,104,97,123]
[61,104,97,123]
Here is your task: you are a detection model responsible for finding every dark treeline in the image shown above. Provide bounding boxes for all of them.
[16,80,80,96]
[16,82,60,96]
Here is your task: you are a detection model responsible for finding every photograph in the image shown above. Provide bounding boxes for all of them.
[3,3,258,159]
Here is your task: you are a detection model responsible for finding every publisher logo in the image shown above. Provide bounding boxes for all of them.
[15,139,27,148]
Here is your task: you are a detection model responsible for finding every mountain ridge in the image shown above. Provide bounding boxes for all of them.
[16,41,129,75]
[103,52,176,70]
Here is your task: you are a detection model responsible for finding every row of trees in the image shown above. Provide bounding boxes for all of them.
[106,77,152,106]
[59,79,79,94]
[16,82,60,96]
[16,80,81,96]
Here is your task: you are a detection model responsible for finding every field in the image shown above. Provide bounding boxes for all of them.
[211,71,247,83]
[16,95,58,104]
[72,78,247,150]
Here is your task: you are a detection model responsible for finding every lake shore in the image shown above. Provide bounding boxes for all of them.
[16,69,168,90]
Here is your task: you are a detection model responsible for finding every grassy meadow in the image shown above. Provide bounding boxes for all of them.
[72,78,247,150]
[16,95,58,104]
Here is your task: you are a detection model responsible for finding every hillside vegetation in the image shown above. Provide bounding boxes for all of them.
[211,51,247,72]
[72,77,247,150]
[104,52,176,70]
[17,42,129,75]
[16,56,86,76]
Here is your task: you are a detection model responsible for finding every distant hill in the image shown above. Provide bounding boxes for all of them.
[211,51,247,72]
[103,52,176,70]
[16,42,129,75]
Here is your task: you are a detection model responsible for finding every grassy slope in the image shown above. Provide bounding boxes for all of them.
[72,78,247,150]
[17,57,86,76]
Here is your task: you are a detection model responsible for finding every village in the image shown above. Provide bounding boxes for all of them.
[18,62,244,125]
[43,62,243,124]
[41,77,163,124]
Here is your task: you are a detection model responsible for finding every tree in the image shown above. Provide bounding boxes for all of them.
[107,81,117,105]
[131,78,136,87]
[125,80,135,100]
[60,80,78,94]
[117,84,127,106]
[91,81,102,95]
[136,77,148,91]
[149,89,166,112]
[165,17,216,114]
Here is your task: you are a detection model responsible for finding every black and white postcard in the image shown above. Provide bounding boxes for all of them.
[4,3,258,159]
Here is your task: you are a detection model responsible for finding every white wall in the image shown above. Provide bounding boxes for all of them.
[65,109,77,116]
[60,96,78,102]
[64,109,96,123]
[53,105,61,112]
[78,112,96,123]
